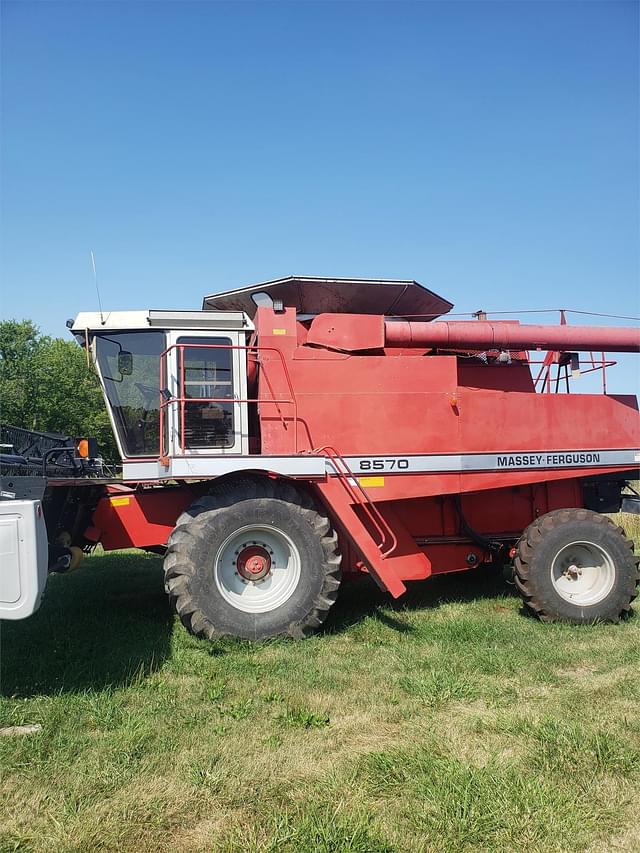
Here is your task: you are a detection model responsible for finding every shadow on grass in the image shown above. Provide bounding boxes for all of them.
[0,554,523,696]
[0,551,173,698]
[323,565,520,635]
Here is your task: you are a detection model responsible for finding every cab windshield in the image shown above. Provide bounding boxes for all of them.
[95,331,165,457]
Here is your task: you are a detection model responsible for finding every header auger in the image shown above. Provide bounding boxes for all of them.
[2,276,638,637]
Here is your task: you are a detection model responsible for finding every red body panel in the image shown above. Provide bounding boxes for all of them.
[92,488,195,551]
[258,345,638,464]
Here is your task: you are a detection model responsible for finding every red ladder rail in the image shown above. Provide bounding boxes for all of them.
[311,447,433,598]
[311,445,398,558]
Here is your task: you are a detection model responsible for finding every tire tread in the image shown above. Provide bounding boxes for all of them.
[514,508,639,624]
[164,477,341,640]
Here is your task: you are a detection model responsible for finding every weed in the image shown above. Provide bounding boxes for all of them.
[400,670,476,707]
[262,690,285,703]
[277,706,330,729]
[188,756,224,792]
[205,679,227,703]
[218,803,393,853]
[218,699,254,721]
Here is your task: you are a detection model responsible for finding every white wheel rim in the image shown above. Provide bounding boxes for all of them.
[214,524,301,614]
[550,540,616,606]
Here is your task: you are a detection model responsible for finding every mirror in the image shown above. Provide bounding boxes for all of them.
[118,351,133,376]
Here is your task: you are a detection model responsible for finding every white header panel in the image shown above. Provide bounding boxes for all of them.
[71,309,253,333]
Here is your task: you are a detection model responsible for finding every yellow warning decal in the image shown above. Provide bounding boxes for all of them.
[358,476,385,488]
[110,497,131,507]
[272,328,287,335]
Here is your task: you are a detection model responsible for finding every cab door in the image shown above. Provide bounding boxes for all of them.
[165,330,248,456]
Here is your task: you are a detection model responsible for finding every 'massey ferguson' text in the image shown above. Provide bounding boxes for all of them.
[497,453,601,468]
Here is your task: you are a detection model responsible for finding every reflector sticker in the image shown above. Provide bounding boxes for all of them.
[358,476,385,487]
[272,329,287,335]
[109,497,131,507]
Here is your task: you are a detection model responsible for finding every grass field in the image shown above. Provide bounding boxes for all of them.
[1,513,639,852]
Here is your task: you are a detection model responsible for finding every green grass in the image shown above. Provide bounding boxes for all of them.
[0,518,639,853]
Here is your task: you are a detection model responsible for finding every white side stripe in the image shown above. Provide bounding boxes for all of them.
[122,449,639,482]
[335,450,640,476]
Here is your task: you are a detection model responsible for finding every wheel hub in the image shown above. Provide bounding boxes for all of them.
[215,524,302,613]
[551,540,615,605]
[563,561,582,581]
[236,544,272,582]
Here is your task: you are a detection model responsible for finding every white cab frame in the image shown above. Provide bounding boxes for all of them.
[165,329,249,457]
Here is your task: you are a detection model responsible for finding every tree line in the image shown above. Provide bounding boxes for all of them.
[0,319,118,460]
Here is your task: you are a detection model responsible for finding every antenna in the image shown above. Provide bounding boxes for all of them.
[90,250,105,325]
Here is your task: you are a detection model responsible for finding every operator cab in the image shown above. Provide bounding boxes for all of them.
[71,310,254,466]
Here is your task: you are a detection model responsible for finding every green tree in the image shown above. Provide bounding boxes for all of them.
[0,319,117,460]
[0,319,42,428]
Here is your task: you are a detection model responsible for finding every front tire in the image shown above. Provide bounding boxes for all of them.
[514,508,639,623]
[164,477,342,640]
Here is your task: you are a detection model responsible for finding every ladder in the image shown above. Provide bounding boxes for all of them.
[311,446,432,598]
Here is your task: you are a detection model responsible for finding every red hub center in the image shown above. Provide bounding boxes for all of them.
[236,545,272,581]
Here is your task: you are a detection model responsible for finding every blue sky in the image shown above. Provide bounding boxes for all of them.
[1,0,638,390]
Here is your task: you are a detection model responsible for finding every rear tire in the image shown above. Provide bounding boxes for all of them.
[514,508,639,623]
[164,477,342,640]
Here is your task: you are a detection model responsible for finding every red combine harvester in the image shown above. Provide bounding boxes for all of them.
[1,276,639,638]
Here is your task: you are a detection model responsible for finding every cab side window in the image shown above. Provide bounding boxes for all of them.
[178,337,234,448]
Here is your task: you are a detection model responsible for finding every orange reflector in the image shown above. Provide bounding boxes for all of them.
[77,439,90,458]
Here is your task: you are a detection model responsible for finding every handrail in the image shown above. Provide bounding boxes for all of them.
[159,342,299,460]
[312,445,398,558]
[532,352,615,394]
